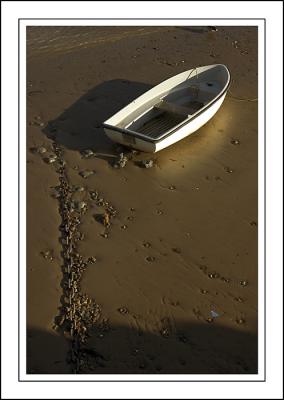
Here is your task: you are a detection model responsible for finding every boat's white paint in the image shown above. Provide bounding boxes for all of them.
[155,92,227,152]
[103,64,230,153]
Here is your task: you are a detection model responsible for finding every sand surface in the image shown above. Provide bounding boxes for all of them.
[27,26,258,374]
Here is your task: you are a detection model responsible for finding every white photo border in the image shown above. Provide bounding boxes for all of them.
[18,17,265,383]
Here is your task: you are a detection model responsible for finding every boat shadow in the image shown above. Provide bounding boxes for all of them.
[42,79,153,158]
[27,321,258,374]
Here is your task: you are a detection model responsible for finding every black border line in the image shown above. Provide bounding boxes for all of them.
[264,17,266,382]
[21,18,263,20]
[18,16,21,382]
[20,18,265,383]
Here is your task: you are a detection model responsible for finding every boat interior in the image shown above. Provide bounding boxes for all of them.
[120,79,222,140]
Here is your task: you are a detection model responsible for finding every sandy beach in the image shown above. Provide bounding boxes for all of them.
[27,26,258,374]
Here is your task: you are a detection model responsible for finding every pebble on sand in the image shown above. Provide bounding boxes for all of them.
[224,166,234,173]
[37,146,47,154]
[44,154,58,164]
[160,328,170,338]
[81,149,96,158]
[87,257,97,264]
[40,250,54,261]
[113,153,128,169]
[139,159,154,169]
[231,139,240,145]
[118,307,129,314]
[79,170,95,178]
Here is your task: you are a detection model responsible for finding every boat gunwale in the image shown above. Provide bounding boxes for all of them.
[103,65,231,144]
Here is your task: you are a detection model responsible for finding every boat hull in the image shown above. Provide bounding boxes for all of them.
[105,91,227,153]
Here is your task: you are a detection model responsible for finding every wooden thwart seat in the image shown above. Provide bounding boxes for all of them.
[154,100,191,117]
[154,99,205,117]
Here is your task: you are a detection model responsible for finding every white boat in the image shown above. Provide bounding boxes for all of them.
[103,64,230,153]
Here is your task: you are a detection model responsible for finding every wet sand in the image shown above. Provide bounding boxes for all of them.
[27,26,258,374]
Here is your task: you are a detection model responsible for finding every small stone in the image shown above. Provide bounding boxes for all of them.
[234,296,244,303]
[44,154,57,164]
[37,146,47,154]
[145,256,155,262]
[120,224,127,230]
[113,153,128,169]
[236,318,245,325]
[89,190,98,200]
[73,185,85,192]
[168,185,176,190]
[200,289,208,294]
[81,149,95,158]
[73,201,87,212]
[140,159,154,169]
[231,139,240,145]
[210,310,219,318]
[40,250,53,261]
[118,307,129,314]
[100,232,108,239]
[143,242,151,248]
[79,170,95,178]
[103,213,110,227]
[240,280,248,287]
[87,257,97,264]
[160,328,169,337]
[157,210,163,215]
[206,318,214,323]
[225,166,233,173]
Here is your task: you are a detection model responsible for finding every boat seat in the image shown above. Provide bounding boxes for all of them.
[154,100,192,117]
[155,99,204,117]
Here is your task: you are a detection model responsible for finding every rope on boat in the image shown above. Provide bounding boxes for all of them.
[186,67,198,81]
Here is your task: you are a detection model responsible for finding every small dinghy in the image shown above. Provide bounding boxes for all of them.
[103,64,230,153]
